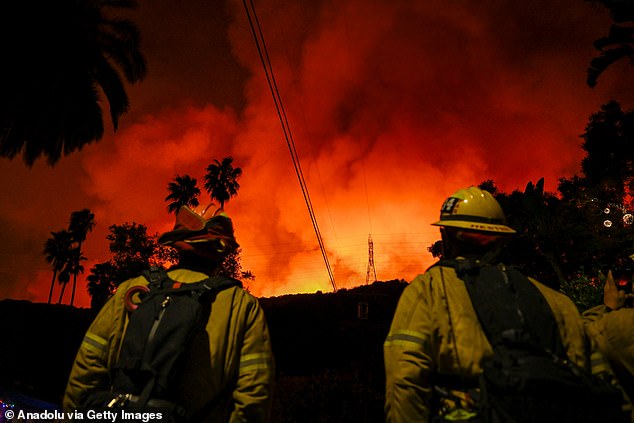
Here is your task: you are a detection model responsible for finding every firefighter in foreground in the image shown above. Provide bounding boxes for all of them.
[64,206,274,422]
[384,186,620,423]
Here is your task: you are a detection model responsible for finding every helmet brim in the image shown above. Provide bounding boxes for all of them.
[431,220,516,234]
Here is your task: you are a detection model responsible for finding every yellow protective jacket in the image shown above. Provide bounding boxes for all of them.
[584,305,634,421]
[64,268,274,422]
[384,263,591,423]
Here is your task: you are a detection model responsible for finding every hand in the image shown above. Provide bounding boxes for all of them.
[604,270,627,310]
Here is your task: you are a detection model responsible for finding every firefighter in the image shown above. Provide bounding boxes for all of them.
[383,186,603,422]
[584,268,634,421]
[64,206,274,422]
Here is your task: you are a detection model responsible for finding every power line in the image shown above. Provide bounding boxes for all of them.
[242,0,337,291]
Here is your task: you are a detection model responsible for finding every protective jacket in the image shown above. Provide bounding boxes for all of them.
[584,305,634,421]
[64,268,274,422]
[384,263,592,423]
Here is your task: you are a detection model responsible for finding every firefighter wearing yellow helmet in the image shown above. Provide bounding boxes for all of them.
[432,186,515,234]
[384,186,618,422]
[64,206,274,422]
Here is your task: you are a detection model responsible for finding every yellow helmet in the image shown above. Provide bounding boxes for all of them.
[431,187,516,234]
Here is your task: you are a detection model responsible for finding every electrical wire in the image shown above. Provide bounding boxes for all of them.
[242,0,337,291]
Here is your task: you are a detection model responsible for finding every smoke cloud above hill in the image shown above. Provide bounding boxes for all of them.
[0,0,632,306]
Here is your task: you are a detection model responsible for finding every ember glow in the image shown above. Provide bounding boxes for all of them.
[1,0,633,307]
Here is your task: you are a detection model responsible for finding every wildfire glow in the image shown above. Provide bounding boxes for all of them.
[1,0,634,307]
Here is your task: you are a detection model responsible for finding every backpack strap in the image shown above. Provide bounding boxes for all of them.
[200,275,243,292]
[437,259,565,357]
[140,268,242,298]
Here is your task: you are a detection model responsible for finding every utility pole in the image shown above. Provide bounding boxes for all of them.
[366,234,377,285]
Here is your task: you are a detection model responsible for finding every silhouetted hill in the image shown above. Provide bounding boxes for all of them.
[259,280,406,422]
[260,280,406,374]
[0,300,94,404]
[0,280,407,421]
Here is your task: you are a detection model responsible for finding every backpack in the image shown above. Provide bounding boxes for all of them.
[434,259,626,423]
[84,267,241,421]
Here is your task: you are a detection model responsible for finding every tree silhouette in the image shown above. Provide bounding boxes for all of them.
[43,230,73,304]
[87,261,117,310]
[492,179,578,288]
[57,249,86,305]
[556,102,634,266]
[68,209,96,306]
[204,157,242,209]
[216,247,256,282]
[165,174,201,213]
[106,222,156,281]
[579,100,634,206]
[60,248,86,304]
[586,0,634,87]
[57,268,71,305]
[0,0,147,166]
[85,222,176,310]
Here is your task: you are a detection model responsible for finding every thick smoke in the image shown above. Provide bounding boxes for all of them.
[0,0,632,305]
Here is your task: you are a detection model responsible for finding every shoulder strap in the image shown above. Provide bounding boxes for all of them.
[141,266,170,288]
[429,258,480,276]
[503,267,565,357]
[141,267,242,296]
[171,276,242,300]
[200,275,243,292]
[443,260,565,357]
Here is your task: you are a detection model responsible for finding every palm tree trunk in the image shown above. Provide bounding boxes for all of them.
[58,282,67,304]
[70,241,82,307]
[47,269,57,304]
[71,273,77,307]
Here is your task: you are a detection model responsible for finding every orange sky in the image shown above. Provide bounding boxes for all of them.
[1,0,633,308]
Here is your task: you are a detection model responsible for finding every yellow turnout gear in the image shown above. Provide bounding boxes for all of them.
[64,268,274,422]
[384,263,589,423]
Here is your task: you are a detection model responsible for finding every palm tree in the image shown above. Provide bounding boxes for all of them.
[58,247,86,305]
[43,230,73,304]
[57,264,71,305]
[165,174,201,213]
[0,0,147,166]
[586,0,634,87]
[204,157,243,209]
[68,209,96,306]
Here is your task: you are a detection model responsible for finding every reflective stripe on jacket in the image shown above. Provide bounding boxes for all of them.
[63,268,274,422]
[384,264,589,423]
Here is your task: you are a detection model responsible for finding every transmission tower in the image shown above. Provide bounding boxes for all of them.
[366,234,377,285]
